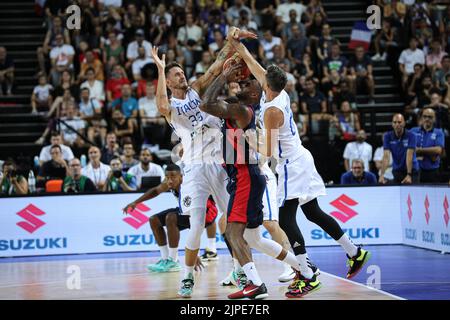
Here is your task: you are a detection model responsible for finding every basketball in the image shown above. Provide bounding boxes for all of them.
[223,56,251,81]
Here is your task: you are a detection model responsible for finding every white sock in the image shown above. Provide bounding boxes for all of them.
[282,251,300,272]
[207,237,217,252]
[296,253,314,279]
[184,265,194,279]
[233,258,242,272]
[158,245,168,260]
[242,262,263,286]
[168,247,178,261]
[337,234,358,257]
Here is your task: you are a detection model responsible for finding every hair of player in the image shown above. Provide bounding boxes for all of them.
[165,164,181,173]
[165,62,183,77]
[266,64,287,92]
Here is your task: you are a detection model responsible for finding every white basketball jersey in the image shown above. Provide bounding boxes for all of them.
[259,89,305,164]
[169,88,223,164]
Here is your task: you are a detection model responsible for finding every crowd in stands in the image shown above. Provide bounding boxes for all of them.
[1,0,450,195]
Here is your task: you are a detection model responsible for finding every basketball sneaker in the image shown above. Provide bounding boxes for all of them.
[159,257,182,272]
[178,273,194,298]
[235,271,248,290]
[228,281,269,300]
[200,249,219,261]
[346,247,371,279]
[147,259,166,272]
[286,272,322,298]
[278,264,295,282]
[219,270,237,286]
[308,259,321,276]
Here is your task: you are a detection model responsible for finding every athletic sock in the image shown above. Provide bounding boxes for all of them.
[233,258,242,273]
[184,265,194,279]
[168,247,178,261]
[296,253,314,279]
[282,251,300,272]
[207,238,217,253]
[242,262,263,286]
[158,245,168,260]
[337,234,358,257]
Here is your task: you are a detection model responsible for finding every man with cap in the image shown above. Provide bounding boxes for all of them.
[126,29,152,69]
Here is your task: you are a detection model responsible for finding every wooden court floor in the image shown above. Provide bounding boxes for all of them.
[0,253,400,300]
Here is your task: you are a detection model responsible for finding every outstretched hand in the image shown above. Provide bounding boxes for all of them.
[223,59,243,83]
[227,27,258,43]
[151,46,166,70]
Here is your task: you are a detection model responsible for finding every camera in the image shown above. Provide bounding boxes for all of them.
[64,181,78,193]
[113,170,122,178]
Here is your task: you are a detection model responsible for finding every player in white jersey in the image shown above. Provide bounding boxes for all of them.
[227,29,371,298]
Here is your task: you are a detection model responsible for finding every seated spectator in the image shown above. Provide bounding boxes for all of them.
[110,84,138,118]
[104,157,137,192]
[332,80,357,112]
[343,130,373,172]
[0,46,14,95]
[139,82,167,147]
[63,158,97,193]
[340,159,377,185]
[120,142,139,173]
[306,0,327,22]
[259,29,283,64]
[31,73,53,114]
[38,131,74,166]
[0,159,28,195]
[49,34,75,87]
[37,144,69,186]
[80,67,105,105]
[236,9,258,32]
[227,0,253,26]
[132,46,153,81]
[52,70,79,102]
[433,56,450,91]
[106,65,130,102]
[194,51,213,76]
[208,30,226,57]
[82,146,111,190]
[398,37,425,91]
[374,145,394,182]
[79,50,105,83]
[348,46,375,104]
[426,39,447,74]
[102,31,125,65]
[150,16,172,52]
[275,0,306,25]
[79,87,102,120]
[291,101,308,140]
[331,100,361,142]
[270,46,292,71]
[126,29,152,69]
[322,42,348,88]
[427,91,449,131]
[59,104,85,148]
[316,24,335,63]
[281,9,306,42]
[177,13,203,78]
[300,77,327,119]
[112,109,135,145]
[285,80,299,104]
[293,53,315,81]
[307,12,326,41]
[101,132,121,165]
[372,19,398,62]
[128,148,165,189]
[286,24,309,68]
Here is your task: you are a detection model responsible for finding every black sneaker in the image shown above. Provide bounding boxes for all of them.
[346,247,371,279]
[200,249,218,261]
[286,272,322,298]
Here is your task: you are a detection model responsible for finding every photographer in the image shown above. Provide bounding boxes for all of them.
[0,159,28,195]
[63,158,97,193]
[103,157,137,192]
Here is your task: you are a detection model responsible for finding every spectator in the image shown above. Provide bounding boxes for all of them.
[131,47,153,82]
[322,42,348,88]
[59,103,86,148]
[427,91,449,130]
[37,144,69,185]
[49,34,75,87]
[236,9,258,31]
[139,82,167,147]
[79,50,105,83]
[343,130,373,172]
[63,158,97,193]
[79,87,102,120]
[106,65,130,102]
[348,46,375,104]
[0,159,28,195]
[104,157,137,191]
[101,132,121,165]
[331,100,361,142]
[291,101,308,140]
[282,9,306,42]
[110,84,138,118]
[205,9,229,46]
[194,52,213,75]
[0,46,14,95]
[374,145,394,182]
[426,39,447,73]
[52,69,79,102]
[31,73,53,114]
[111,109,135,145]
[380,114,419,184]
[411,108,445,183]
[286,24,309,67]
[276,0,306,24]
[285,79,299,104]
[80,67,106,104]
[398,37,425,90]
[38,131,74,165]
[300,77,327,118]
[250,0,276,31]
[82,146,111,190]
[332,79,357,112]
[120,142,139,173]
[259,29,284,63]
[208,30,226,57]
[434,56,450,91]
[316,24,335,63]
[177,13,203,78]
[372,19,398,62]
[126,29,152,68]
[227,0,252,26]
[340,159,377,185]
[102,31,125,65]
[150,16,172,52]
[128,148,165,189]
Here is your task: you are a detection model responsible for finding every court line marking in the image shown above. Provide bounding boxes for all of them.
[322,271,405,300]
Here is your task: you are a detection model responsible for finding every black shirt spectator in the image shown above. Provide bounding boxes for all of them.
[301,89,326,113]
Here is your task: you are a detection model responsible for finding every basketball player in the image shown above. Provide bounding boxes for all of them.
[199,62,310,300]
[122,164,218,273]
[227,30,371,298]
[150,27,258,298]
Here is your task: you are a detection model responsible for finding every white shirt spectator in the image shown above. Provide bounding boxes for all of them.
[398,48,425,74]
[132,57,153,77]
[82,162,111,187]
[60,117,86,144]
[128,162,165,188]
[343,141,373,172]
[261,36,282,60]
[33,84,53,102]
[100,0,122,7]
[80,80,105,102]
[50,44,75,67]
[79,98,101,117]
[39,144,74,162]
[227,5,252,25]
[177,25,203,50]
[126,40,152,61]
[373,146,394,180]
[139,96,159,118]
[276,2,307,23]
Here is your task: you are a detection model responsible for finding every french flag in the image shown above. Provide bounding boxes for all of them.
[348,21,372,51]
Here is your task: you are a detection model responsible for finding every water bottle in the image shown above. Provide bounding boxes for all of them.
[81,154,87,168]
[28,170,36,194]
[33,156,39,168]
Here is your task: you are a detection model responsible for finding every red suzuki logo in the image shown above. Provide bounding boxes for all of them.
[424,195,430,225]
[407,194,413,223]
[329,194,358,223]
[123,203,151,229]
[16,204,46,234]
[444,196,449,228]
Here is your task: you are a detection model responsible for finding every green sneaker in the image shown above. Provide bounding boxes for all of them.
[161,257,182,272]
[346,247,371,279]
[234,271,247,290]
[178,273,194,298]
[147,259,167,272]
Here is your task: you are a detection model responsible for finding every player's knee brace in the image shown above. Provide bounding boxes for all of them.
[185,208,206,251]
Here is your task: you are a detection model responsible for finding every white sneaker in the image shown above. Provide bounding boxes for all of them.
[278,264,296,282]
[380,52,387,61]
[371,53,381,61]
[219,270,236,286]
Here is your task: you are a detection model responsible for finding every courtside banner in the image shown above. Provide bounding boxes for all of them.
[400,186,450,253]
[294,186,402,246]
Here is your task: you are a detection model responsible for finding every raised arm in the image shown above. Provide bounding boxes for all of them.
[150,46,171,118]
